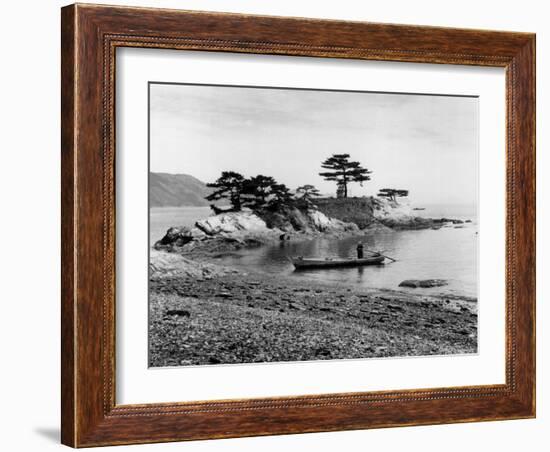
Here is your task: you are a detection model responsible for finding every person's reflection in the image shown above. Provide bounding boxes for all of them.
[356,265,365,283]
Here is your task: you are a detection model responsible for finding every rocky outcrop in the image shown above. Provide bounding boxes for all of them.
[315,197,376,229]
[155,212,280,252]
[195,211,271,236]
[259,206,358,234]
[150,249,242,279]
[315,196,419,229]
[315,196,470,231]
[372,198,414,222]
[154,207,360,254]
[156,226,205,247]
[307,209,359,232]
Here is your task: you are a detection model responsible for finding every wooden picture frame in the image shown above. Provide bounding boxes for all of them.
[61,3,535,447]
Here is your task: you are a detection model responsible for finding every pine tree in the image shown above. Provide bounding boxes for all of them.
[377,188,409,202]
[296,184,321,205]
[205,171,246,211]
[267,183,295,210]
[319,153,372,198]
[242,175,277,209]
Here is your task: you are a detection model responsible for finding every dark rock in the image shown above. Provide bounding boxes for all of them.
[387,304,404,311]
[166,309,190,317]
[315,347,331,357]
[155,226,194,248]
[398,279,448,288]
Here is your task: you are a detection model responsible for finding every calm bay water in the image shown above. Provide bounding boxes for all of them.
[150,205,478,298]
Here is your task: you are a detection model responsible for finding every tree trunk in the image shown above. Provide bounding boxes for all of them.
[343,171,348,198]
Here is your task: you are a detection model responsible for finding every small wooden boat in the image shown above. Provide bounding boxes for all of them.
[291,254,385,269]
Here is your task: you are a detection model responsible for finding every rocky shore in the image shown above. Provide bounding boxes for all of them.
[154,198,471,256]
[154,208,365,256]
[149,198,477,367]
[149,253,477,367]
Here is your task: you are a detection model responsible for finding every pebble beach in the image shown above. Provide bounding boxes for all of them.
[149,254,477,367]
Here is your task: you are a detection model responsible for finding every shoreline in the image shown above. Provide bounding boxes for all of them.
[157,223,386,257]
[149,251,477,367]
[152,203,474,258]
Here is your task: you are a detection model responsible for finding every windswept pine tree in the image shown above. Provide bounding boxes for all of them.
[377,188,409,202]
[319,153,372,198]
[296,184,321,205]
[205,171,246,212]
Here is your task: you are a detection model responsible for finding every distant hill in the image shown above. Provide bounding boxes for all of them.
[149,172,213,207]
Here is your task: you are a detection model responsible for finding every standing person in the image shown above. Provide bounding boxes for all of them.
[356,242,364,259]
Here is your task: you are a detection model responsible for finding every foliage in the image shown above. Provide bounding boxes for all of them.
[205,171,246,212]
[377,188,409,201]
[242,175,278,210]
[267,183,295,210]
[296,184,321,204]
[319,153,372,198]
[206,172,295,212]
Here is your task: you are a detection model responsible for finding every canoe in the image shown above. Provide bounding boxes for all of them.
[291,255,385,269]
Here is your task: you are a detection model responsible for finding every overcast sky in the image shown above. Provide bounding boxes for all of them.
[149,83,478,205]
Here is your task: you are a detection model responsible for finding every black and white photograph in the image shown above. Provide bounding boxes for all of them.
[148,82,479,367]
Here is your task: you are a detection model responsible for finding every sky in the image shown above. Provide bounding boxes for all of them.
[149,82,478,206]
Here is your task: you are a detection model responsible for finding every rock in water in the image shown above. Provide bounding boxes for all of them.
[399,279,448,288]
[157,226,195,246]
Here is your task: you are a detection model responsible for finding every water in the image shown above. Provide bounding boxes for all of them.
[411,203,477,221]
[151,206,478,298]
